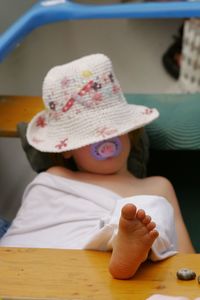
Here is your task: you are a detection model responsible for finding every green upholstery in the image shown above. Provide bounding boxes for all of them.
[126,93,200,150]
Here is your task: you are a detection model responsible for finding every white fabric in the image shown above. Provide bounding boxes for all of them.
[146,295,189,300]
[0,172,177,260]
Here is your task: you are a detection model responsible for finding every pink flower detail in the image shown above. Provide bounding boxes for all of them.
[142,108,153,115]
[92,92,102,102]
[61,77,70,88]
[112,85,120,94]
[32,137,44,144]
[75,109,81,114]
[102,74,110,84]
[96,127,118,138]
[55,138,68,150]
[36,116,47,128]
[49,111,63,121]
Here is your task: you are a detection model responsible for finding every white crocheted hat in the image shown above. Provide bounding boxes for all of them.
[27,54,159,153]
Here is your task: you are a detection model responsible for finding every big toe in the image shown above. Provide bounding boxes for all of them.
[121,204,137,220]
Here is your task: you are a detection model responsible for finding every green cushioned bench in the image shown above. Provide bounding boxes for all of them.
[126,93,200,150]
[126,93,200,252]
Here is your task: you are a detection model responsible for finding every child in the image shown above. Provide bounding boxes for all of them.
[0,53,194,279]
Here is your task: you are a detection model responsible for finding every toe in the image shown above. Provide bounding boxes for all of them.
[146,221,156,231]
[150,229,159,239]
[142,215,151,225]
[121,203,137,220]
[136,209,146,220]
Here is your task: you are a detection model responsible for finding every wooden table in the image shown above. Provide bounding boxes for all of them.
[0,248,200,300]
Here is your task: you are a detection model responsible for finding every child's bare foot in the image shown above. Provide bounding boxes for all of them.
[109,203,159,279]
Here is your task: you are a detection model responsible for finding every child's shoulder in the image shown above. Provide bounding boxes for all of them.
[143,175,173,187]
[141,175,175,199]
[47,166,74,179]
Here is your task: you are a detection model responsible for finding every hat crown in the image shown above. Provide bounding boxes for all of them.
[27,53,159,153]
[42,53,125,116]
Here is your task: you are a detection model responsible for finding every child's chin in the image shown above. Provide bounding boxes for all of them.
[95,166,121,175]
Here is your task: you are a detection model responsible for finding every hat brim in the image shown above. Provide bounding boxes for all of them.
[27,103,159,153]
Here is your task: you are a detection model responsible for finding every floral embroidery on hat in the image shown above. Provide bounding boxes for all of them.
[49,101,56,110]
[92,82,102,91]
[61,76,70,88]
[81,70,93,78]
[92,92,102,102]
[112,85,120,94]
[79,80,94,96]
[27,54,158,153]
[36,116,47,128]
[49,111,63,121]
[60,73,118,113]
[96,127,118,138]
[142,108,154,115]
[55,138,68,150]
[75,109,81,115]
[108,72,114,83]
[32,136,44,144]
[102,73,110,84]
[62,98,75,112]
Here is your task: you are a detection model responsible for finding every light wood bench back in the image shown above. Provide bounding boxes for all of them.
[0,95,44,137]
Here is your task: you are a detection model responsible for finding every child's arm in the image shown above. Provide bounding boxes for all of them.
[151,176,195,253]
